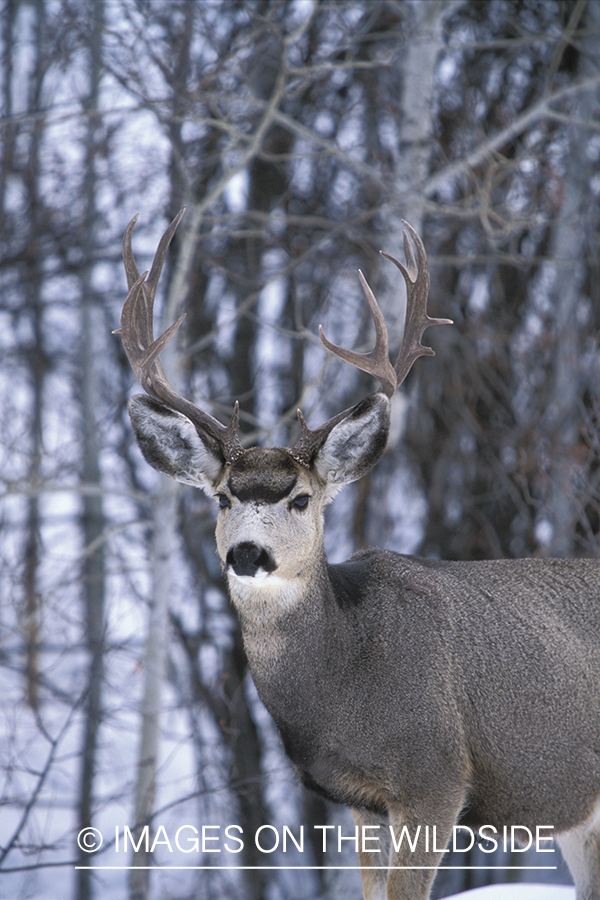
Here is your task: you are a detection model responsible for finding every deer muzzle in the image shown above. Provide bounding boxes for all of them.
[226,542,277,578]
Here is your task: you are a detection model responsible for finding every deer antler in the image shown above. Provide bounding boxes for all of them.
[290,221,451,466]
[118,212,449,471]
[384,221,452,387]
[117,209,244,464]
[320,221,451,398]
[318,269,398,397]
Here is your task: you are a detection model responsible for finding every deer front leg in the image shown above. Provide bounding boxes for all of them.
[353,801,461,900]
[557,816,600,900]
[352,808,390,900]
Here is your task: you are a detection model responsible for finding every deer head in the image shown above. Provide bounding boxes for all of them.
[117,210,451,600]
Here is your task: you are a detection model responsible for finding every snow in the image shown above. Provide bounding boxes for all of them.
[448,884,574,899]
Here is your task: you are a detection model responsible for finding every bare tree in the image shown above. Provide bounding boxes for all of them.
[1,3,600,900]
[75,7,109,900]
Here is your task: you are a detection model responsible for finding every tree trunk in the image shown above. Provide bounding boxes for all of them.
[129,476,177,900]
[129,202,199,899]
[75,4,106,900]
[543,0,600,557]
[19,0,46,711]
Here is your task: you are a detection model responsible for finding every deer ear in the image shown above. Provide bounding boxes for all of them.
[128,395,225,492]
[313,393,390,494]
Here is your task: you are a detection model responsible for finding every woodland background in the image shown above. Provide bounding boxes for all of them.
[1,1,599,898]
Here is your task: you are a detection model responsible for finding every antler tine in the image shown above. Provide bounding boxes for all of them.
[123,212,142,290]
[319,271,397,399]
[381,220,452,388]
[118,210,244,464]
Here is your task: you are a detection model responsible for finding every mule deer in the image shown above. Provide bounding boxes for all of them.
[117,209,600,900]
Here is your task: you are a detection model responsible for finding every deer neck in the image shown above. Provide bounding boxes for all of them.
[227,547,333,677]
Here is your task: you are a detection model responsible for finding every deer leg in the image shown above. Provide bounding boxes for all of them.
[383,801,460,900]
[352,801,460,900]
[558,814,600,900]
[352,808,390,900]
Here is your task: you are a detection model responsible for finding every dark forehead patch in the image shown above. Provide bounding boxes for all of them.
[227,448,299,503]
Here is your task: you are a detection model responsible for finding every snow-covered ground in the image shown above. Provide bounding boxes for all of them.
[449,884,574,899]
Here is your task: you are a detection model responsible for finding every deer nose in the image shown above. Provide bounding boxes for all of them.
[226,542,277,577]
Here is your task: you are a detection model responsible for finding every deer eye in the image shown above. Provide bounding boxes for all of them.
[290,494,309,511]
[217,493,231,509]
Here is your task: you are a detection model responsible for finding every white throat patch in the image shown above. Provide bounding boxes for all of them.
[226,569,303,610]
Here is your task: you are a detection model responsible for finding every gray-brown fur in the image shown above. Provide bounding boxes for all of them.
[120,213,600,900]
[127,393,600,899]
[257,552,600,832]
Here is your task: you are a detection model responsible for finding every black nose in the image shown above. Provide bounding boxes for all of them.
[226,542,276,577]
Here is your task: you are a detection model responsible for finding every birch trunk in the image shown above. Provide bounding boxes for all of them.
[384,1,464,255]
[361,0,461,553]
[128,476,177,900]
[76,3,106,898]
[128,206,202,900]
